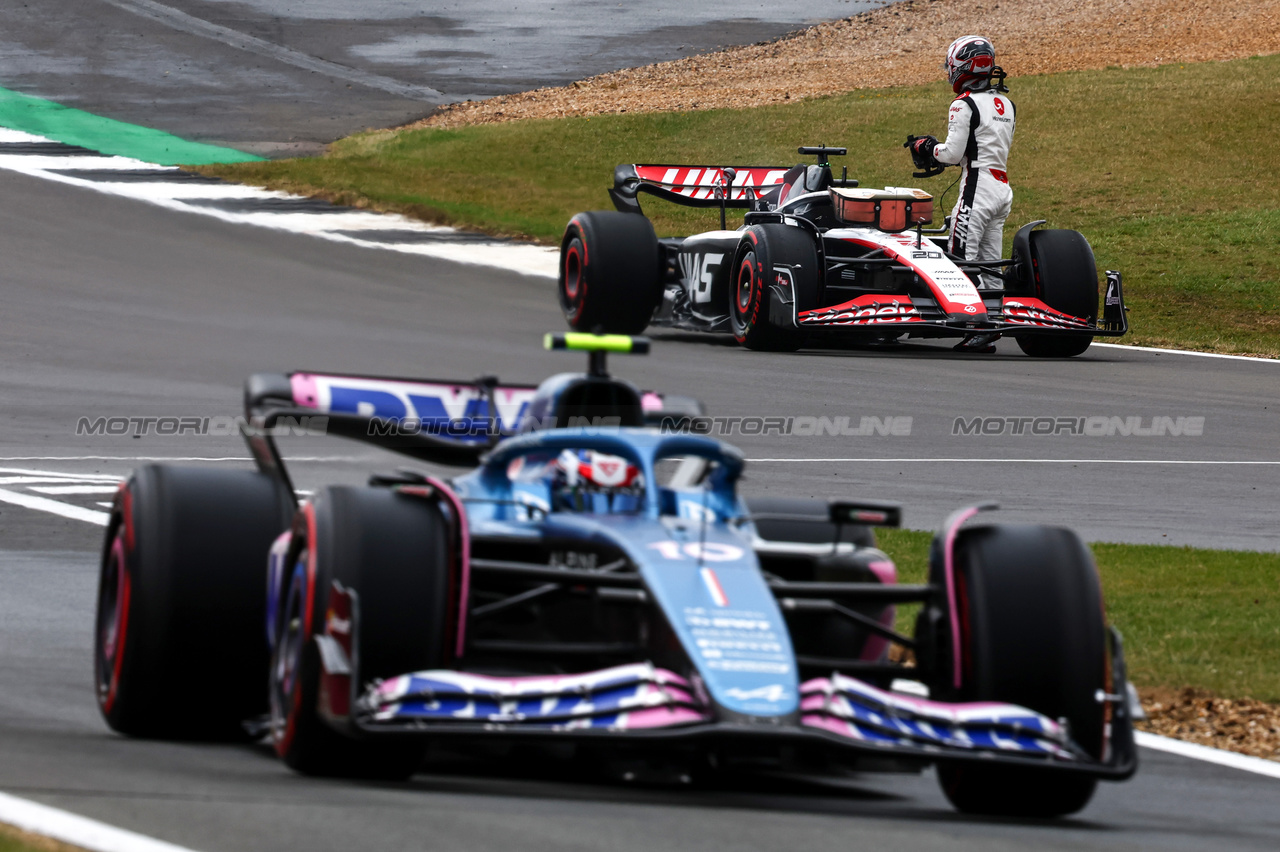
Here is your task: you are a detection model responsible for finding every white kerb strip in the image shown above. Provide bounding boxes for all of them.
[1135,732,1280,780]
[0,791,203,852]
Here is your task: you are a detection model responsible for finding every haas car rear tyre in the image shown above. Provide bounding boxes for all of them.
[729,224,817,351]
[559,211,661,334]
[270,486,453,779]
[95,466,293,739]
[930,524,1108,817]
[1017,229,1098,358]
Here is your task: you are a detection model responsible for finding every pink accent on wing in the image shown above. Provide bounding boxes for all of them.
[425,476,471,659]
[943,506,982,690]
[621,706,709,730]
[641,392,663,412]
[800,673,1061,733]
[800,694,829,712]
[801,714,861,739]
[290,373,320,409]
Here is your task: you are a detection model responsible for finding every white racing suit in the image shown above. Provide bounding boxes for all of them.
[932,87,1016,290]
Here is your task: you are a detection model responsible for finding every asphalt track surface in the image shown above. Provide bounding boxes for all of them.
[3,166,1280,851]
[0,0,889,155]
[3,3,1280,848]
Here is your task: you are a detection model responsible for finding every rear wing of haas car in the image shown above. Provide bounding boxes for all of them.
[610,164,794,214]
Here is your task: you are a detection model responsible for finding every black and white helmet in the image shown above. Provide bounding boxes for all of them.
[944,36,996,94]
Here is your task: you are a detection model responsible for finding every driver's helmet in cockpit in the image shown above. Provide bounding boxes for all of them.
[552,449,645,513]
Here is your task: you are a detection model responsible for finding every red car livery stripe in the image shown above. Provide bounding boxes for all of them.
[633,165,790,202]
[1001,297,1092,328]
[837,236,986,318]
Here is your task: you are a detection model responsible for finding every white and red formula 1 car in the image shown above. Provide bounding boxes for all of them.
[558,145,1127,356]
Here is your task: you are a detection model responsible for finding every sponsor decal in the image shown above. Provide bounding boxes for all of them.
[678,251,723,304]
[1106,279,1120,306]
[799,294,920,327]
[994,97,1005,115]
[725,684,790,703]
[635,166,788,202]
[1003,298,1090,328]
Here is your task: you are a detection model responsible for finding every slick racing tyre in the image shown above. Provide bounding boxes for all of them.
[559,211,662,334]
[1016,229,1098,358]
[930,524,1107,818]
[271,486,452,779]
[95,466,293,739]
[729,225,816,352]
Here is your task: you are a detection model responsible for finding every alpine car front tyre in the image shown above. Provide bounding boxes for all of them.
[559,211,661,334]
[931,524,1107,817]
[271,486,451,779]
[1016,229,1098,358]
[95,466,293,739]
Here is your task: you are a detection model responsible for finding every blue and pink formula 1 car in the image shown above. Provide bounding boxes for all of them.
[93,335,1136,817]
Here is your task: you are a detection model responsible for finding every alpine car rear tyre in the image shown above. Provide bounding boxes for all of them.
[1016,229,1098,358]
[729,225,814,351]
[932,524,1107,817]
[559,211,661,334]
[271,486,451,779]
[95,466,293,739]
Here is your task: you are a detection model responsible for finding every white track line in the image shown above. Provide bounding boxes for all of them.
[746,458,1280,465]
[0,140,560,280]
[0,791,201,852]
[0,456,362,463]
[30,485,122,495]
[1135,732,1280,779]
[1092,342,1277,363]
[0,488,110,526]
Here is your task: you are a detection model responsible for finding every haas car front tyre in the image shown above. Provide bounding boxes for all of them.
[95,466,293,739]
[930,524,1108,817]
[559,211,661,334]
[270,486,453,779]
[1016,229,1098,358]
[730,225,815,352]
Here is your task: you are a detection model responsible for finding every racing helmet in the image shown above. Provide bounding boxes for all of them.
[553,448,644,513]
[944,36,996,94]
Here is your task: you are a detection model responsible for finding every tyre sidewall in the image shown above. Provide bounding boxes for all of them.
[558,211,660,334]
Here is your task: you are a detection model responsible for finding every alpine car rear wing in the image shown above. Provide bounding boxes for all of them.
[240,336,706,500]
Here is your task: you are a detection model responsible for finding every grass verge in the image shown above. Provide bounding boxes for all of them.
[0,822,81,852]
[876,527,1280,703]
[205,54,1280,356]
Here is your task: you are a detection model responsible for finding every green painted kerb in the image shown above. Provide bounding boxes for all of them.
[0,87,263,165]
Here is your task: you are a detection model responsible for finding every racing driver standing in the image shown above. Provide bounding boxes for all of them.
[911,35,1016,353]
